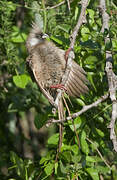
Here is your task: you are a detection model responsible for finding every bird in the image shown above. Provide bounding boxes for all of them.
[26,23,89,153]
[26,23,89,106]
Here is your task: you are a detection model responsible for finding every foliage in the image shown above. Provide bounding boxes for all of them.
[0,0,117,180]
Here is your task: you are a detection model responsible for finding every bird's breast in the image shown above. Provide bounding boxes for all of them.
[31,42,66,91]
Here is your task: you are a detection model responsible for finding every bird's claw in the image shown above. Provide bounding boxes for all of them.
[50,84,67,91]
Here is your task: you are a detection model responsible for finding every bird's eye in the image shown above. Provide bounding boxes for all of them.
[35,33,43,39]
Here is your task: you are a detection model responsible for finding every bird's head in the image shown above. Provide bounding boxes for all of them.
[26,22,49,52]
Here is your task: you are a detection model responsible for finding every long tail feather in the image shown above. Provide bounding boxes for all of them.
[58,94,65,152]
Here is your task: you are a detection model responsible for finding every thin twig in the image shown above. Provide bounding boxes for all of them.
[58,0,89,105]
[46,1,66,10]
[100,0,117,152]
[66,0,71,11]
[70,0,89,49]
[26,0,73,11]
[47,93,109,124]
[0,0,73,11]
[62,94,80,148]
[86,138,111,169]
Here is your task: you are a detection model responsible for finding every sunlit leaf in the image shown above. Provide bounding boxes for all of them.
[48,133,59,145]
[86,168,99,180]
[60,160,67,174]
[86,156,102,162]
[11,33,27,43]
[44,162,54,176]
[95,128,104,137]
[50,35,63,45]
[81,131,89,155]
[55,162,58,175]
[13,74,31,89]
[76,98,85,106]
[57,24,70,33]
[69,116,82,131]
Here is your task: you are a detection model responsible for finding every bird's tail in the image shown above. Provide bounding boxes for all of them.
[57,94,65,153]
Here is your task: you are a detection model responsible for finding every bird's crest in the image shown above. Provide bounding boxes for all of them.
[31,21,42,35]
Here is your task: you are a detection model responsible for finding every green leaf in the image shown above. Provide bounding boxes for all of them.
[71,144,79,155]
[69,116,82,131]
[95,128,104,137]
[86,156,102,162]
[86,168,99,180]
[87,9,95,25]
[55,162,58,175]
[96,166,110,174]
[85,56,98,65]
[34,113,47,129]
[90,141,99,150]
[61,151,72,163]
[61,144,71,152]
[87,9,95,18]
[75,7,79,20]
[7,1,16,11]
[81,27,90,41]
[48,133,59,145]
[60,160,67,174]
[40,154,51,165]
[87,72,97,91]
[81,131,89,155]
[76,98,85,106]
[11,33,27,43]
[112,39,117,50]
[81,27,90,34]
[50,36,63,45]
[13,74,31,89]
[105,40,112,50]
[10,151,25,178]
[57,24,70,33]
[72,154,81,163]
[44,162,54,176]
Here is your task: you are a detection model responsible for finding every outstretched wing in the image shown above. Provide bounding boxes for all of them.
[64,60,89,97]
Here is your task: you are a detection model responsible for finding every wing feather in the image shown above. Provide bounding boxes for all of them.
[64,60,89,97]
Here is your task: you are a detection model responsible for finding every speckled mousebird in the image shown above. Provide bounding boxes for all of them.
[26,23,89,106]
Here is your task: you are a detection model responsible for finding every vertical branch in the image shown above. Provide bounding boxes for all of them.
[99,0,117,152]
[70,0,88,49]
[66,0,71,11]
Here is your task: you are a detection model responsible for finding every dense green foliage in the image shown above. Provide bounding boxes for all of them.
[0,0,117,179]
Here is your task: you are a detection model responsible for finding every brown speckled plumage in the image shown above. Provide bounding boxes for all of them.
[26,23,88,104]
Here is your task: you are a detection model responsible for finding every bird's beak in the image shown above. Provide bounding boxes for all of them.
[42,33,49,39]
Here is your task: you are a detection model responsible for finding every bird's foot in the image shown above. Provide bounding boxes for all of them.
[65,47,72,62]
[50,84,67,91]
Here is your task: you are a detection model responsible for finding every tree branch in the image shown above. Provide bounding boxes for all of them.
[47,93,109,124]
[54,0,89,112]
[70,0,88,49]
[99,0,117,152]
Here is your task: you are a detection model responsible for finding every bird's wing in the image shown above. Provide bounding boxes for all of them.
[64,60,89,97]
[33,69,57,107]
[26,55,57,108]
[54,48,89,97]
